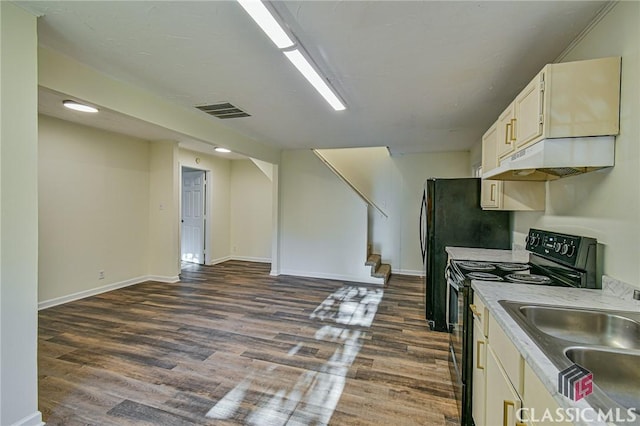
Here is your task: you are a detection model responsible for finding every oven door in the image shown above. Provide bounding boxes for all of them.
[447,274,465,420]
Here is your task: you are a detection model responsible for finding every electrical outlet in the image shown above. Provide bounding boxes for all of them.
[98,270,105,280]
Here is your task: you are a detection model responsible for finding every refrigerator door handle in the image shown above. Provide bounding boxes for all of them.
[419,190,426,261]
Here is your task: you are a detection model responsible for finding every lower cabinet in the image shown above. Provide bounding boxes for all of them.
[523,363,573,426]
[472,319,487,426]
[486,345,525,426]
[472,295,568,426]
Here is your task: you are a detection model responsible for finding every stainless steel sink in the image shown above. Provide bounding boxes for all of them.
[499,300,640,418]
[565,347,640,410]
[518,305,640,349]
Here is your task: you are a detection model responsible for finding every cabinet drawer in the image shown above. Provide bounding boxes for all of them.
[471,294,489,337]
[489,315,523,395]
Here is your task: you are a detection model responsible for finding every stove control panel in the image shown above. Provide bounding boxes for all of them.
[525,228,596,269]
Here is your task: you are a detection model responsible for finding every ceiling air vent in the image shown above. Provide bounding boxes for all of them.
[196,102,251,119]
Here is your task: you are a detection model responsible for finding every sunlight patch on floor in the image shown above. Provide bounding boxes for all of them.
[205,285,384,425]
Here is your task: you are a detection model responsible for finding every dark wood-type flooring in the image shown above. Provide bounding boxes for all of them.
[39,261,459,425]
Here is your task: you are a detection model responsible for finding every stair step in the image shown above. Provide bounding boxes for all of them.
[373,263,391,286]
[365,253,390,286]
[365,254,381,267]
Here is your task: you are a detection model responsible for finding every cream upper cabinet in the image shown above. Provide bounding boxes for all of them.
[481,122,545,211]
[482,122,499,173]
[496,56,621,160]
[496,102,516,158]
[514,71,544,149]
[481,123,502,209]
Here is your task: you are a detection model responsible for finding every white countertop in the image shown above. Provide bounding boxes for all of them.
[445,246,529,263]
[472,281,640,426]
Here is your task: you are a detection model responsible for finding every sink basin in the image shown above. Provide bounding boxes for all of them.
[565,347,640,410]
[519,305,640,349]
[499,300,640,418]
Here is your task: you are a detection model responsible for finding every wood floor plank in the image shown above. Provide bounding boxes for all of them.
[39,260,459,425]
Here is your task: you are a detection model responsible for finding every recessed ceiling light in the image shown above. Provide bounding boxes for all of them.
[215,147,231,153]
[63,100,99,113]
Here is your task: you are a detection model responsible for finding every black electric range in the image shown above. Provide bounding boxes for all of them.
[447,228,600,426]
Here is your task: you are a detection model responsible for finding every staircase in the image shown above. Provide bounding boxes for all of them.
[366,245,391,286]
[313,148,392,286]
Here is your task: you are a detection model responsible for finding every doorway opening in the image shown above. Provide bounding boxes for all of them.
[181,167,207,264]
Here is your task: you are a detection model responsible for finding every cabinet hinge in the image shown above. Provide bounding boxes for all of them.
[540,80,545,92]
[539,114,544,125]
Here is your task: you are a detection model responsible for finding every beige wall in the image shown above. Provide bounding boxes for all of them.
[513,2,640,287]
[39,115,152,302]
[0,3,41,424]
[316,148,471,274]
[391,151,472,273]
[279,150,378,283]
[148,141,180,278]
[39,48,280,164]
[230,160,272,261]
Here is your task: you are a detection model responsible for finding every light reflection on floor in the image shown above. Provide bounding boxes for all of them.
[205,285,384,425]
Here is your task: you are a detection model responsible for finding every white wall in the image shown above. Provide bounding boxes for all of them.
[0,3,42,425]
[512,2,640,287]
[179,149,231,264]
[39,115,152,303]
[279,150,378,283]
[230,160,272,262]
[315,148,471,275]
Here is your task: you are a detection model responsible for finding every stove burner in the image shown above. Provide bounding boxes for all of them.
[505,273,552,285]
[457,261,496,272]
[496,263,531,272]
[466,272,503,281]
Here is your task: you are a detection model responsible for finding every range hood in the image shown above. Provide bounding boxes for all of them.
[483,136,615,181]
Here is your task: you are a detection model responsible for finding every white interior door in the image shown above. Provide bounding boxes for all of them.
[181,170,206,264]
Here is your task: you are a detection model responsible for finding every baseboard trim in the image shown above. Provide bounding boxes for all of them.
[279,269,384,285]
[230,256,271,263]
[146,275,180,283]
[208,256,232,266]
[10,411,44,426]
[38,275,177,310]
[394,269,423,277]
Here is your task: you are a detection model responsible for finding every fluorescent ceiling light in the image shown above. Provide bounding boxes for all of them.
[215,147,231,153]
[283,50,346,111]
[237,0,294,49]
[63,100,99,113]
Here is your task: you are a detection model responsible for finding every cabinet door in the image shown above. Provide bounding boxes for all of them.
[514,70,545,149]
[496,102,516,158]
[486,346,525,426]
[481,180,502,209]
[523,363,572,426]
[482,122,499,173]
[472,320,487,426]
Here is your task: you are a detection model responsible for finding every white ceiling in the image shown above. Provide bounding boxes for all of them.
[21,1,608,156]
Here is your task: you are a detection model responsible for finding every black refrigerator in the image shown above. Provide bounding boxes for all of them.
[419,178,510,332]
